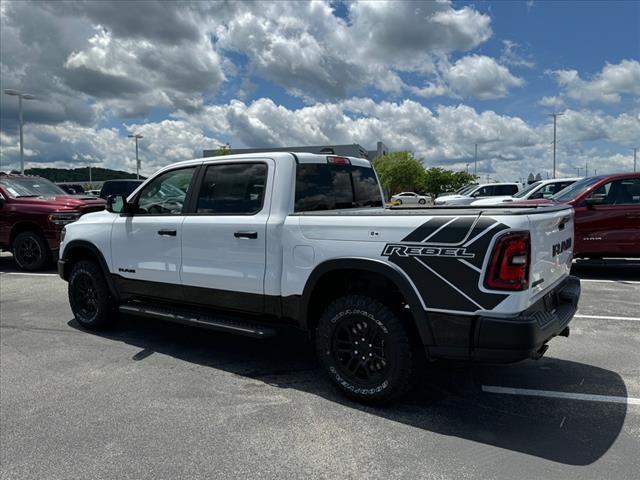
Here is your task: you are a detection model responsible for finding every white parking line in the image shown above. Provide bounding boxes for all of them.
[482,385,640,405]
[579,279,640,285]
[0,272,59,277]
[575,314,640,322]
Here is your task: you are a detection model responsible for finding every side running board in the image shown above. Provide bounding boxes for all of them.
[118,302,277,339]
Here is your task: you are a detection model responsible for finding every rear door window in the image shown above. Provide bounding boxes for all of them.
[195,163,268,214]
[295,163,382,212]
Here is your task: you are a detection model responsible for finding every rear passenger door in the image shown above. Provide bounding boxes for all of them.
[180,160,273,313]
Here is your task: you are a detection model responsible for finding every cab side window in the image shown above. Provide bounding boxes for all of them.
[135,167,196,215]
[586,179,640,205]
[195,163,267,214]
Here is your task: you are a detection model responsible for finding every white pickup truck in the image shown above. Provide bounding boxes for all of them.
[58,152,580,403]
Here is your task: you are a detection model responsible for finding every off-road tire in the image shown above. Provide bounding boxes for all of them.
[12,231,49,271]
[68,260,115,330]
[315,294,418,404]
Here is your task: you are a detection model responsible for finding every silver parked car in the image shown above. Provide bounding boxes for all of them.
[390,191,432,206]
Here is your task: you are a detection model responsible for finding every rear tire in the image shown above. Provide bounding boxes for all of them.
[13,231,49,271]
[315,294,418,404]
[68,260,116,330]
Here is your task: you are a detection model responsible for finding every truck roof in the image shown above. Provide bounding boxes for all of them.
[164,152,372,171]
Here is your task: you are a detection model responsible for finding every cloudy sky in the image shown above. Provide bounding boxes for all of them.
[1,0,638,181]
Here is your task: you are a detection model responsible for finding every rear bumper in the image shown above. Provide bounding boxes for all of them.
[427,276,580,363]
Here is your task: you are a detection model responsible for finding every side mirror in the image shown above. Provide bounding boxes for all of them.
[107,194,130,214]
[584,194,606,208]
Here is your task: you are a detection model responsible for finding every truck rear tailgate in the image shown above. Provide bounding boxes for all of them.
[527,206,574,303]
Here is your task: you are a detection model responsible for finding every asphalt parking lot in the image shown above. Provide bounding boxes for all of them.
[1,253,639,479]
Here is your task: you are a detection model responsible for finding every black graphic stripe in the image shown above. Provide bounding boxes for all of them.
[425,216,477,244]
[392,256,480,311]
[402,217,454,242]
[421,256,508,309]
[386,215,510,312]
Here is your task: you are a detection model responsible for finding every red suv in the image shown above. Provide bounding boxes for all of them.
[0,174,106,270]
[516,173,640,258]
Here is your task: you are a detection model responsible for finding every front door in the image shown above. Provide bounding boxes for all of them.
[575,178,640,256]
[181,160,272,313]
[110,165,198,300]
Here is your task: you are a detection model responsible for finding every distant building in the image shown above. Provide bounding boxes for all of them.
[203,141,389,160]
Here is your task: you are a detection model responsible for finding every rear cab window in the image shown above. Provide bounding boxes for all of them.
[294,159,383,212]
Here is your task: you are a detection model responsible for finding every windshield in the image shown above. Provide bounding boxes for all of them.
[513,181,542,198]
[552,176,603,202]
[455,184,475,195]
[0,177,66,197]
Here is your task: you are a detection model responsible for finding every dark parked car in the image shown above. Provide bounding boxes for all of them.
[57,183,85,195]
[99,179,143,200]
[0,174,106,270]
[515,173,640,258]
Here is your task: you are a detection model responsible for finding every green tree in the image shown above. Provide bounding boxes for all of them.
[422,167,476,200]
[214,143,232,156]
[372,151,426,199]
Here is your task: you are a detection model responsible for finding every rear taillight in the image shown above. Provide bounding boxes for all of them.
[484,231,530,291]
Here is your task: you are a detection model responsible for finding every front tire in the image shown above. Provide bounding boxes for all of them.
[68,260,116,330]
[13,231,49,271]
[418,198,426,205]
[315,295,418,404]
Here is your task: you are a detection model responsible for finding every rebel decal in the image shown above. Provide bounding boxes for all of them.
[382,244,475,259]
[383,216,509,312]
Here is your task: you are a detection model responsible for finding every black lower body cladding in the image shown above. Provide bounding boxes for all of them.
[426,276,581,363]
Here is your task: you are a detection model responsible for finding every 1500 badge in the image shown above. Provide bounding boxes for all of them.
[382,244,475,258]
[552,238,572,256]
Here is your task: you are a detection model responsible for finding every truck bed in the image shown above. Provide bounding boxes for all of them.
[291,204,573,216]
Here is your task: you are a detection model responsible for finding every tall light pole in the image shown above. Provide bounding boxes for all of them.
[4,89,35,174]
[474,143,478,177]
[549,113,563,179]
[128,134,143,179]
[634,148,637,172]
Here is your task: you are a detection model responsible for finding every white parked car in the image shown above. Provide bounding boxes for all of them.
[390,191,431,206]
[435,183,521,206]
[471,178,581,206]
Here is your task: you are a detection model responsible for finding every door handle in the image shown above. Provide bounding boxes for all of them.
[234,231,258,239]
[157,229,177,237]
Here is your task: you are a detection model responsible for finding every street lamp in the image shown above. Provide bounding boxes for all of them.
[127,134,143,179]
[4,89,35,174]
[549,112,563,179]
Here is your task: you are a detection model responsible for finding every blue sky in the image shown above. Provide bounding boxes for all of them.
[1,1,638,181]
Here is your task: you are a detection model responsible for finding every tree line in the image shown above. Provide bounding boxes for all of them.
[373,151,477,200]
[20,167,141,182]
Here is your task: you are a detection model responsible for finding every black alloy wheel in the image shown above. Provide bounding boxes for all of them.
[68,260,115,330]
[72,272,99,321]
[332,315,388,386]
[13,231,49,271]
[316,294,418,404]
